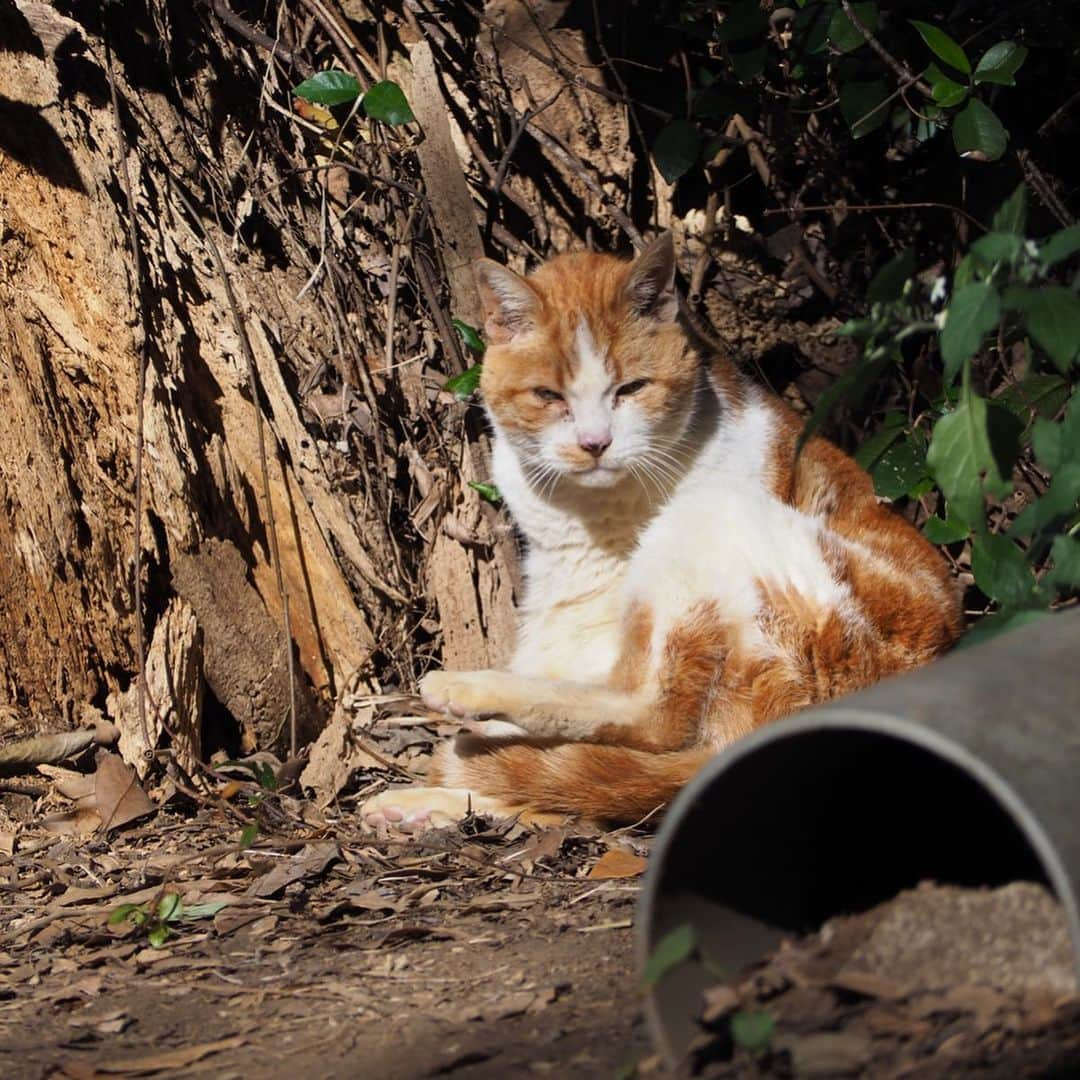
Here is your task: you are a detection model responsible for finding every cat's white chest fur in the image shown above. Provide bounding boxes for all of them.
[491,435,633,682]
[493,393,850,682]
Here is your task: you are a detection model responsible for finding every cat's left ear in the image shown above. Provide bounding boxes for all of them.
[474,259,540,345]
[625,232,678,322]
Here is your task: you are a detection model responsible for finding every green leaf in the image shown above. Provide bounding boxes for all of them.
[731,1010,776,1052]
[728,45,767,83]
[953,99,1007,161]
[867,249,915,304]
[445,364,484,401]
[854,413,905,470]
[642,924,697,988]
[717,0,769,42]
[293,70,362,107]
[1039,224,1080,268]
[827,2,878,53]
[930,76,968,108]
[973,42,1028,87]
[871,438,928,500]
[1011,463,1080,537]
[910,20,971,74]
[693,83,739,120]
[836,317,876,342]
[362,80,414,125]
[839,80,890,138]
[991,185,1027,235]
[109,903,143,926]
[1045,534,1080,590]
[158,893,183,922]
[971,533,1035,608]
[147,924,171,949]
[452,319,485,354]
[956,608,1048,650]
[1004,287,1080,373]
[182,901,229,920]
[926,392,1020,529]
[997,375,1069,424]
[239,823,259,849]
[923,513,969,544]
[940,282,1001,382]
[468,480,502,504]
[799,351,893,451]
[1032,418,1063,470]
[254,761,278,791]
[652,119,701,183]
[970,232,1023,267]
[1031,392,1080,471]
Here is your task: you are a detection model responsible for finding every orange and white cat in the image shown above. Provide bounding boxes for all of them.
[362,234,962,831]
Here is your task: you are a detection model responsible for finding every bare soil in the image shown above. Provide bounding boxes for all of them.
[3,796,1079,1080]
[0,806,653,1080]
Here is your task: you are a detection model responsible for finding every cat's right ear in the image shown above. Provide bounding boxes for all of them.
[625,232,678,322]
[474,259,539,345]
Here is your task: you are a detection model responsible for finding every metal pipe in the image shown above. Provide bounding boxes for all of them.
[637,608,1080,1065]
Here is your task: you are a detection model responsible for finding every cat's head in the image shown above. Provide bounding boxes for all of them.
[475,234,701,490]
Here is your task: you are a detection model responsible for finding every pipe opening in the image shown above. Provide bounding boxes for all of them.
[644,726,1069,1064]
[650,728,1051,986]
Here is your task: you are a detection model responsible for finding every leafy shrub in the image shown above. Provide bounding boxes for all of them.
[817,185,1079,642]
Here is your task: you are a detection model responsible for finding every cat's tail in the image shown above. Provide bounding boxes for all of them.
[432,737,716,825]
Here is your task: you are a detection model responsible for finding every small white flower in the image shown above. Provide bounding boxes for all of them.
[930,275,948,305]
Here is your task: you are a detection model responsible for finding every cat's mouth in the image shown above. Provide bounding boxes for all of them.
[568,460,627,487]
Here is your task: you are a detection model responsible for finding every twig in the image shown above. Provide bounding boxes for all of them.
[166,180,299,758]
[766,200,986,231]
[0,722,118,776]
[102,27,152,767]
[383,203,421,377]
[525,123,644,249]
[295,0,374,85]
[462,0,671,120]
[201,0,306,72]
[838,0,932,98]
[689,190,720,305]
[491,86,565,199]
[1039,89,1080,137]
[1015,150,1073,227]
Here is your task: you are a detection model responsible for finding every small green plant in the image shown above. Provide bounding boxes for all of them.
[467,480,502,505]
[109,893,226,949]
[730,1008,776,1053]
[641,923,697,988]
[292,71,414,125]
[817,185,1080,643]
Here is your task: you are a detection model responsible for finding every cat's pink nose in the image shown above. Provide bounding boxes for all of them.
[579,434,612,458]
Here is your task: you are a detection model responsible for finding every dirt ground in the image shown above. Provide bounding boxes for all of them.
[3,789,1080,1080]
[3,703,1079,1080]
[0,804,654,1080]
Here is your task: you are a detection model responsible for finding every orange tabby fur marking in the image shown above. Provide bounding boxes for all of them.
[362,235,962,832]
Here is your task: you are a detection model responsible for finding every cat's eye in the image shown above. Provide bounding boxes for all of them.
[533,387,564,403]
[616,379,650,398]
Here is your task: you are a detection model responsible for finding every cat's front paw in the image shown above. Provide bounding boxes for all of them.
[361,786,467,833]
[419,669,517,718]
[360,786,518,834]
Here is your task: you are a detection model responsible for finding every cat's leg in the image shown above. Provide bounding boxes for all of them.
[419,668,650,740]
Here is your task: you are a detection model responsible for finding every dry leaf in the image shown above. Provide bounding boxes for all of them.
[70,1035,246,1074]
[587,848,648,879]
[93,751,155,831]
[248,841,339,898]
[299,702,380,808]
